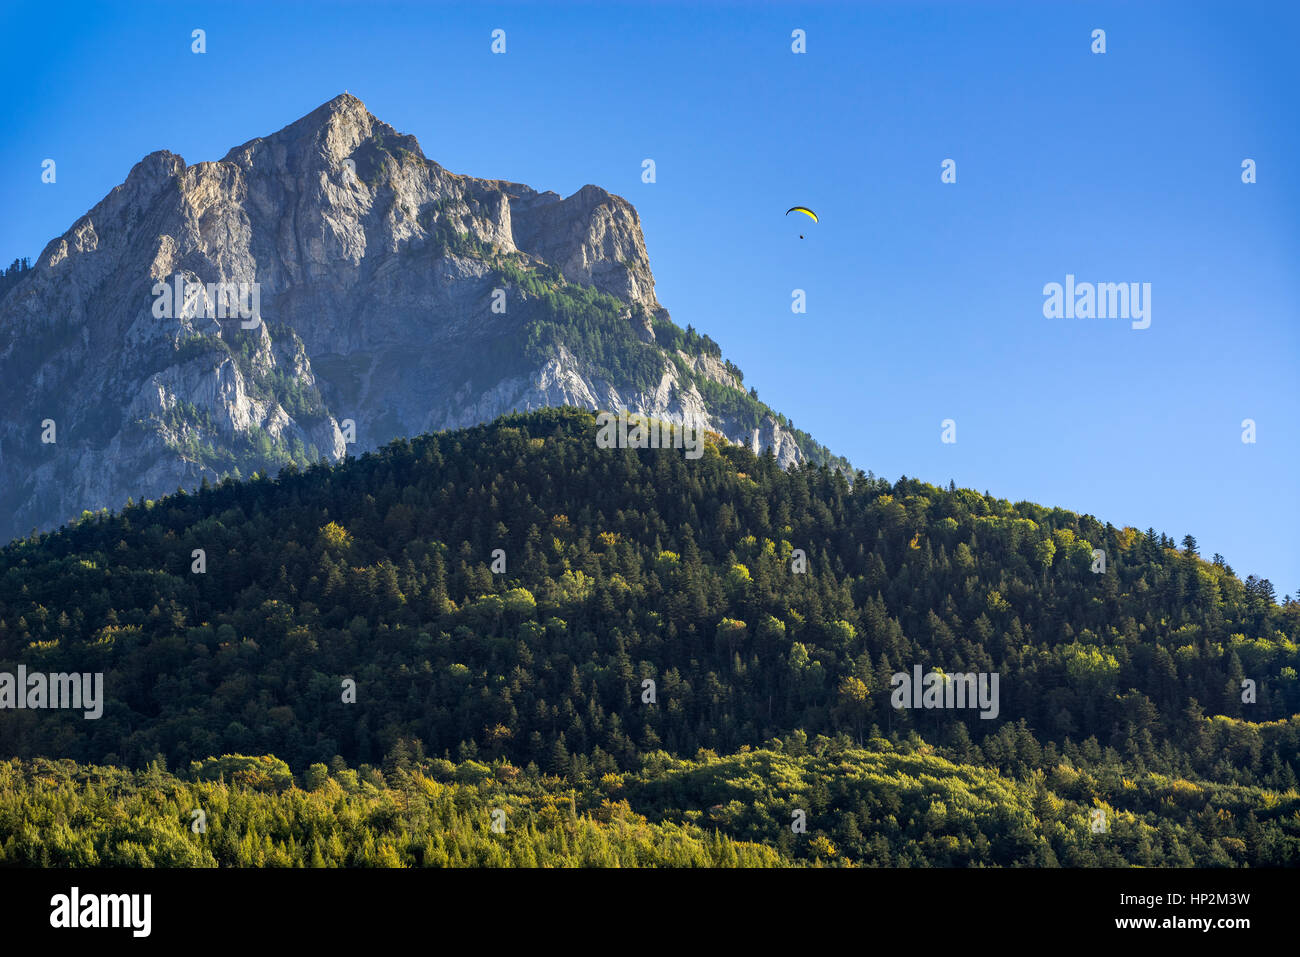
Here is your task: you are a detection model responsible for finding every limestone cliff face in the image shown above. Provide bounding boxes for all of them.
[0,94,833,539]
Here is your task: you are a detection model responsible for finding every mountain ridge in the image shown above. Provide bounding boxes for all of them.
[0,94,844,540]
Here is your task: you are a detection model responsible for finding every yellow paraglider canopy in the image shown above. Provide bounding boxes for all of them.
[785,206,818,223]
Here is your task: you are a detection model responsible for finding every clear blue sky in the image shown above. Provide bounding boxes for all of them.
[1,1,1296,592]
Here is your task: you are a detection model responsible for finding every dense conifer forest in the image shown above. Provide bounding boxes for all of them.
[1,408,1297,866]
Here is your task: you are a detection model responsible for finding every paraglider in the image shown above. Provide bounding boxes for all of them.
[786,206,817,239]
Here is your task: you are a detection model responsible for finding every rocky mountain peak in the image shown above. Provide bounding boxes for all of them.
[0,96,842,541]
[222,92,389,170]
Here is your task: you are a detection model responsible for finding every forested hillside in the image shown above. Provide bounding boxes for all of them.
[1,407,1297,866]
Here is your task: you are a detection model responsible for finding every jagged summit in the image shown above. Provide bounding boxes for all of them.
[223,92,404,168]
[321,90,366,113]
[0,98,842,540]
